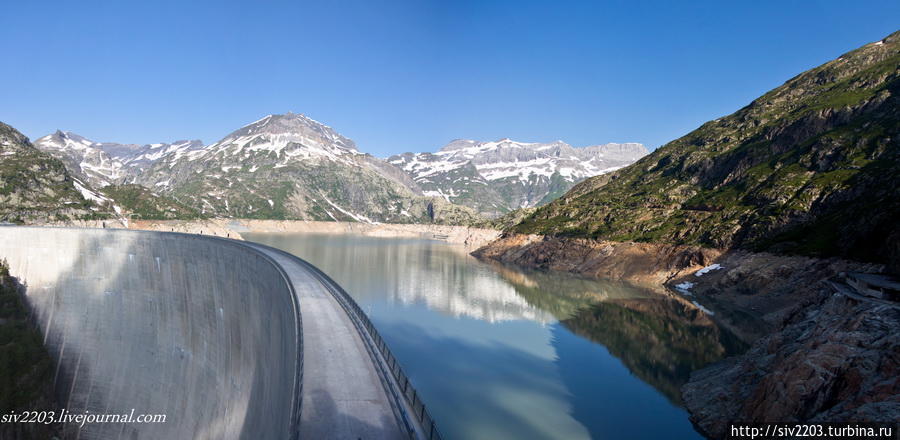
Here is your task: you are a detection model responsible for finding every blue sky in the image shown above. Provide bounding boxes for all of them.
[1,0,897,156]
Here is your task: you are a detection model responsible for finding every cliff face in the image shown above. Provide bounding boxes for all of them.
[511,32,900,267]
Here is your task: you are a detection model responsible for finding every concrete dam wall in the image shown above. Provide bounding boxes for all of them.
[0,227,301,440]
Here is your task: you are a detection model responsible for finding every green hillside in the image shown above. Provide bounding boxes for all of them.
[513,31,900,266]
[100,184,202,220]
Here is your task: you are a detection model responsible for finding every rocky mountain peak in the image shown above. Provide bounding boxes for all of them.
[439,139,480,152]
[39,130,94,150]
[214,113,359,155]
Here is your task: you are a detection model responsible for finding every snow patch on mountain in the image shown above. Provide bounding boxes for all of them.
[34,131,205,188]
[388,138,647,215]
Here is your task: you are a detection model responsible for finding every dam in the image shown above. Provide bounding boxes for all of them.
[0,226,436,439]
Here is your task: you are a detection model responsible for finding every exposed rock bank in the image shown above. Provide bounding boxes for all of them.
[471,234,723,287]
[473,233,898,435]
[683,293,900,438]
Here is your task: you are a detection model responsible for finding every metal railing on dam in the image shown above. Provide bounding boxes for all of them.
[0,227,303,440]
[321,274,445,440]
[261,245,446,440]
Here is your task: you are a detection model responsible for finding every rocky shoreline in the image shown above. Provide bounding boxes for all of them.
[471,233,723,287]
[473,233,899,437]
[683,292,900,438]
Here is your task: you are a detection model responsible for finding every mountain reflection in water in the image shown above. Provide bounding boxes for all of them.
[244,233,746,440]
[488,261,747,405]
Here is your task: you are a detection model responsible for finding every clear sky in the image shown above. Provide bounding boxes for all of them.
[1,0,898,156]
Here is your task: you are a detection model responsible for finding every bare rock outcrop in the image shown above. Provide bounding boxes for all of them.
[683,292,900,438]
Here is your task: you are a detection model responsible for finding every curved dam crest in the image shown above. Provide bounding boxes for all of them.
[0,227,302,439]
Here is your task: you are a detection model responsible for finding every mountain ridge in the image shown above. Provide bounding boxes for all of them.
[0,122,119,223]
[33,113,482,225]
[389,138,647,217]
[34,130,205,189]
[33,112,644,225]
[507,30,900,267]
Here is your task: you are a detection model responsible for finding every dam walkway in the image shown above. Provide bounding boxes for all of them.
[244,242,415,439]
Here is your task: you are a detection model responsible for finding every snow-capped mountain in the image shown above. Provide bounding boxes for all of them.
[129,113,477,223]
[388,139,648,216]
[33,130,203,188]
[36,113,642,223]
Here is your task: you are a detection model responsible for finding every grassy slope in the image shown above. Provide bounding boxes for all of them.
[513,31,900,266]
[100,184,202,220]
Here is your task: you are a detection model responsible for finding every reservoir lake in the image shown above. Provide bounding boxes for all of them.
[244,232,745,440]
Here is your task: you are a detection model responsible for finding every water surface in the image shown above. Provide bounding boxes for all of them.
[244,233,744,440]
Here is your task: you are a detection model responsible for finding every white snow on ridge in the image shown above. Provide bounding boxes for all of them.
[72,179,109,204]
[436,138,541,160]
[251,114,273,127]
[397,139,644,189]
[422,188,459,202]
[205,129,360,168]
[130,141,199,163]
[695,264,724,277]
[476,157,557,182]
[390,153,466,177]
[692,301,715,316]
[319,193,376,224]
[71,178,128,224]
[675,281,695,294]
